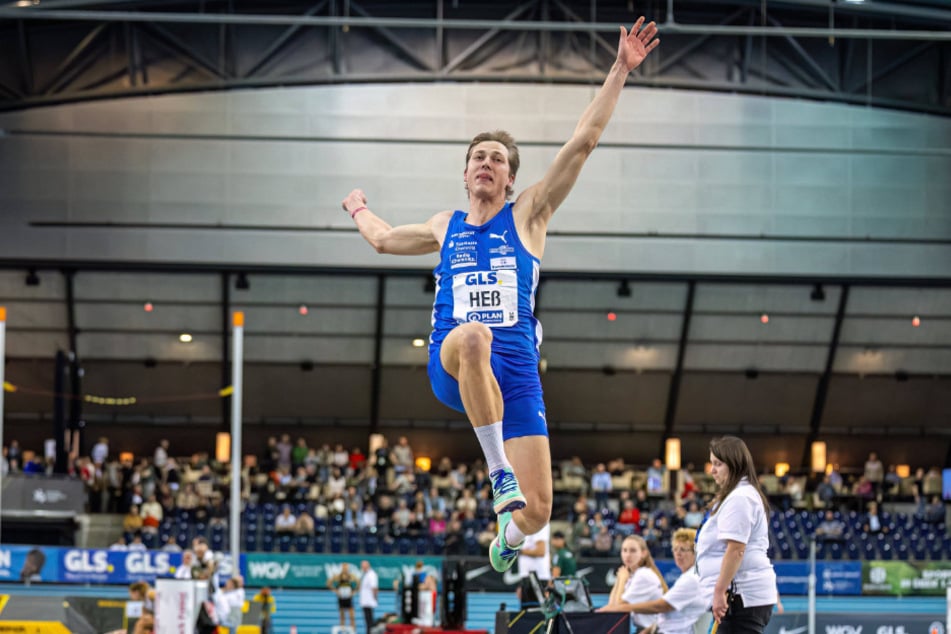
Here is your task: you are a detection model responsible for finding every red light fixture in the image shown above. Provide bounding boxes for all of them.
[760,313,769,324]
[144,302,154,312]
[911,315,920,327]
[606,312,617,322]
[298,304,309,316]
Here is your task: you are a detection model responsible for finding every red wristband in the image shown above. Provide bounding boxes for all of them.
[350,206,367,219]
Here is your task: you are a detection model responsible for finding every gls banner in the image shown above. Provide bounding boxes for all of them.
[244,553,441,589]
[0,545,244,585]
[765,612,946,634]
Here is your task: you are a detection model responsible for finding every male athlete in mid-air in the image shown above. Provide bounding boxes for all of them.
[343,17,659,572]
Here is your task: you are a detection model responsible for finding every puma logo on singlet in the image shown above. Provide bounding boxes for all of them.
[490,230,508,244]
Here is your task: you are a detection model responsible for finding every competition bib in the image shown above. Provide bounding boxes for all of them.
[452,270,519,327]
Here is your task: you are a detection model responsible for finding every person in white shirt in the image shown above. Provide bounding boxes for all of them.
[175,550,196,579]
[598,534,667,631]
[696,436,776,633]
[599,529,711,634]
[358,560,379,634]
[517,524,551,581]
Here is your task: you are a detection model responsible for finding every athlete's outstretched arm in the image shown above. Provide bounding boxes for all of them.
[342,188,446,256]
[521,17,659,225]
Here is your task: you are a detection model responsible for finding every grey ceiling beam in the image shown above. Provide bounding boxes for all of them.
[38,22,106,94]
[441,1,537,75]
[349,0,433,72]
[3,9,951,41]
[660,280,695,455]
[243,0,330,78]
[800,285,849,471]
[848,41,935,95]
[766,13,837,92]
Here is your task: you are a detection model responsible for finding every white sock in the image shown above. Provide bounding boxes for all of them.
[474,422,510,474]
[504,517,526,546]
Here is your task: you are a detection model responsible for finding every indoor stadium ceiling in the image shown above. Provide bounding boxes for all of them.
[0,0,949,114]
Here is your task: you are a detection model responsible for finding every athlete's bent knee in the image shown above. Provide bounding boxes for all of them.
[521,492,553,534]
[454,323,493,364]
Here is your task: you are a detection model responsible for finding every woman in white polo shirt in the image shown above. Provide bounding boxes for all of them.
[696,436,776,634]
[597,534,667,632]
[597,528,710,634]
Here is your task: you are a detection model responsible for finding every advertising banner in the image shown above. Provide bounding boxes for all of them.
[775,561,863,596]
[0,545,243,586]
[863,561,951,596]
[0,475,86,516]
[765,611,946,634]
[243,553,441,589]
[0,545,54,583]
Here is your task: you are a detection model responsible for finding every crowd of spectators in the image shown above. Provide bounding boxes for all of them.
[2,437,947,561]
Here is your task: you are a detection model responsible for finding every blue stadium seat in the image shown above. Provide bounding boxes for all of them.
[347,532,360,554]
[245,533,258,552]
[464,536,480,556]
[330,535,343,554]
[313,534,326,553]
[846,542,860,560]
[261,533,275,552]
[295,534,310,552]
[363,533,379,554]
[381,538,395,555]
[829,541,843,560]
[415,537,429,555]
[278,533,292,552]
[397,537,412,555]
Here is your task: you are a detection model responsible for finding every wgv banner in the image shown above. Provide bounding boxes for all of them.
[0,545,243,585]
[863,560,951,596]
[244,553,441,589]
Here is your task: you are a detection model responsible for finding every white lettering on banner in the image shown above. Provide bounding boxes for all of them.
[65,550,109,573]
[249,561,290,580]
[0,550,10,568]
[876,628,908,634]
[452,270,518,327]
[126,552,171,575]
[826,626,862,634]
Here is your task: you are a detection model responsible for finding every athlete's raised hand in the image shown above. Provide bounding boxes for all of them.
[617,16,660,72]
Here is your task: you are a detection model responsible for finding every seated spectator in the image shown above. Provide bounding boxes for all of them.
[815,510,846,542]
[883,465,902,499]
[862,501,888,534]
[922,496,945,524]
[176,483,201,510]
[570,512,593,554]
[684,501,704,529]
[429,510,448,537]
[294,510,315,536]
[124,505,144,533]
[592,525,615,556]
[455,489,477,515]
[616,499,641,536]
[815,475,836,506]
[923,467,943,497]
[162,536,182,552]
[274,505,297,534]
[853,476,874,500]
[606,457,626,476]
[128,533,148,551]
[109,535,128,551]
[572,494,594,522]
[140,495,163,533]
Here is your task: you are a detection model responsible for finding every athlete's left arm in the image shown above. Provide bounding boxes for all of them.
[519,18,659,230]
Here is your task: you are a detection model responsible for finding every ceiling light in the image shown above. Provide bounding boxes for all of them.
[25,269,40,287]
[235,272,250,291]
[911,315,921,328]
[616,280,631,298]
[412,338,426,348]
[298,304,308,316]
[144,302,154,312]
[606,312,617,322]
[179,333,193,343]
[760,313,769,324]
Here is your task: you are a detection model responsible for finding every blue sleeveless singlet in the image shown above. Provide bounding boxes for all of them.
[428,202,542,362]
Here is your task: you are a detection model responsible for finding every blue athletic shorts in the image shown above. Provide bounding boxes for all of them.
[427,347,548,440]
